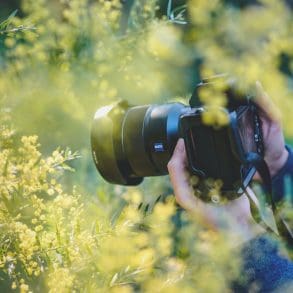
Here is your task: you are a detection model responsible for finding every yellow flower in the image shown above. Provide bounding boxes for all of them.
[11,282,17,289]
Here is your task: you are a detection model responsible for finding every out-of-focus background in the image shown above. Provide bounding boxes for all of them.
[0,1,292,292]
[0,0,194,197]
[1,0,292,196]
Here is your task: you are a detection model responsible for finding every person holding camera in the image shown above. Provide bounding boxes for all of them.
[168,81,293,292]
[91,78,292,291]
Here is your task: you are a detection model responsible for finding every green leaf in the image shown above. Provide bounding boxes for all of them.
[110,273,119,286]
[0,10,18,30]
[61,163,75,172]
[167,0,187,25]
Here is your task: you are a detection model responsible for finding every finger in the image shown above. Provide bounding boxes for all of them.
[168,140,218,231]
[254,81,281,123]
[169,138,188,166]
[167,139,199,212]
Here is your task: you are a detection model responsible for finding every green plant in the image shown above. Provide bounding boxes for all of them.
[0,0,292,291]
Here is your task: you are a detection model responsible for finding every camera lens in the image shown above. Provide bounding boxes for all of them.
[91,100,188,185]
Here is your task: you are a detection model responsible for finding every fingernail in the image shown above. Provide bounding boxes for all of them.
[176,138,185,152]
[173,138,185,156]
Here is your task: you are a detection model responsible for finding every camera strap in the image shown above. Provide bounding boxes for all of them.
[244,152,293,248]
[233,104,292,247]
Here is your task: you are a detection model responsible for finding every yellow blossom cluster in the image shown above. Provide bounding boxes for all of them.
[0,121,243,291]
[0,0,292,291]
[187,0,293,136]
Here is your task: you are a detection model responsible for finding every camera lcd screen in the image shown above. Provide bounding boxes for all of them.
[188,123,241,191]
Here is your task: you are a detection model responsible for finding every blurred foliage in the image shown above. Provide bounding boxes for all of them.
[0,120,244,292]
[0,0,292,291]
[0,0,292,192]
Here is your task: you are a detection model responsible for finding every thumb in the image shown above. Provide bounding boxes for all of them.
[168,138,188,172]
[172,138,185,158]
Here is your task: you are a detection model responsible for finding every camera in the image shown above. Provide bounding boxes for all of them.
[91,77,293,245]
[91,77,264,201]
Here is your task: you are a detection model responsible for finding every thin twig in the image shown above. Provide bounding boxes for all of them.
[0,25,37,35]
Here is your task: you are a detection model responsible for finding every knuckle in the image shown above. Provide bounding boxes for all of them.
[167,159,177,172]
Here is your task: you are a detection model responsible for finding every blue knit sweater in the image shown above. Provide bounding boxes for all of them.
[235,146,293,292]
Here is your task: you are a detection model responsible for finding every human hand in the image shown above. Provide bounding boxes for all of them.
[167,83,287,241]
[167,139,263,242]
[254,81,288,179]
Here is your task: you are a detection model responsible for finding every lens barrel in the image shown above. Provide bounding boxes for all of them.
[91,100,189,185]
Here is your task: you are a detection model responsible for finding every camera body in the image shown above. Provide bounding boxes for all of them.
[91,80,293,245]
[91,84,263,201]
